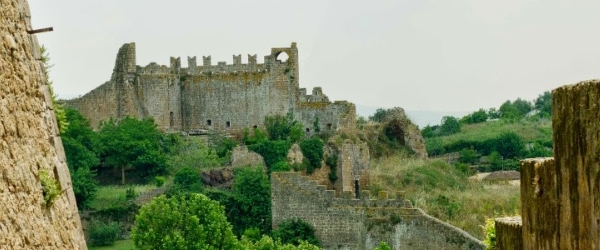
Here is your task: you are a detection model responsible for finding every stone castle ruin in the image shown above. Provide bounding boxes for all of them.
[1,0,86,248]
[67,42,356,135]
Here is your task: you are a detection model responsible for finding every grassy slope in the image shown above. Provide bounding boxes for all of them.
[88,239,134,250]
[438,117,552,146]
[368,153,520,240]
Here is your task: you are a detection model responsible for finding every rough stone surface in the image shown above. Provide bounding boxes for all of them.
[0,1,87,248]
[66,43,356,136]
[496,79,600,250]
[231,145,265,168]
[199,167,235,188]
[495,217,523,250]
[287,143,304,164]
[271,172,485,250]
[380,107,428,159]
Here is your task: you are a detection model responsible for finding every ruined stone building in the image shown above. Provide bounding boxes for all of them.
[67,42,355,135]
[1,0,86,248]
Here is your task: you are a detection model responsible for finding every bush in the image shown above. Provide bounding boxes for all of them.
[374,242,392,250]
[125,186,137,200]
[482,218,496,249]
[248,140,291,171]
[153,176,165,187]
[88,220,120,246]
[132,193,238,249]
[272,218,320,246]
[231,166,272,235]
[458,147,478,165]
[271,161,291,172]
[169,167,203,195]
[299,138,324,174]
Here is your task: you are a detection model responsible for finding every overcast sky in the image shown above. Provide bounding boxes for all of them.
[28,0,600,113]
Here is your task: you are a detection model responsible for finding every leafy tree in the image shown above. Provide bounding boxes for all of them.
[458,147,478,165]
[526,142,553,158]
[534,91,552,117]
[499,100,521,121]
[421,125,438,138]
[248,140,291,171]
[299,137,325,174]
[512,98,533,116]
[168,138,222,173]
[264,113,305,142]
[62,108,99,209]
[97,117,168,184]
[169,167,203,195]
[132,193,239,249]
[494,132,525,159]
[369,108,388,122]
[487,108,501,119]
[425,138,445,156]
[273,218,320,246]
[440,116,461,135]
[231,166,272,236]
[88,220,120,246]
[488,151,503,171]
[460,109,488,124]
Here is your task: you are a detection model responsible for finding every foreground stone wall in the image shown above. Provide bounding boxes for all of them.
[67,43,355,135]
[271,172,485,250]
[0,0,86,248]
[496,80,600,249]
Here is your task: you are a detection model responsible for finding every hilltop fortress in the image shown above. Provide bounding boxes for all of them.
[67,42,355,135]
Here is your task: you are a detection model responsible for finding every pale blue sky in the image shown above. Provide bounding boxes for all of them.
[28,0,600,117]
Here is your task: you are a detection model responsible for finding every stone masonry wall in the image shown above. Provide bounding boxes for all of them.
[271,172,485,250]
[67,42,354,135]
[0,0,87,248]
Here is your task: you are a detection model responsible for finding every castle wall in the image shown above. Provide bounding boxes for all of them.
[66,42,354,134]
[0,0,86,248]
[271,172,485,250]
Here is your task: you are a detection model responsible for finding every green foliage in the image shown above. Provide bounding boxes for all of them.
[356,116,367,130]
[153,176,165,187]
[39,170,60,206]
[499,98,532,121]
[232,166,272,235]
[264,112,305,142]
[433,194,462,219]
[487,108,500,119]
[242,227,262,242]
[458,147,478,164]
[312,116,321,133]
[40,45,69,133]
[326,153,338,183]
[248,140,291,171]
[273,218,320,246]
[168,137,223,173]
[243,128,269,145]
[421,124,437,138]
[482,218,496,250]
[460,109,488,124]
[169,167,203,195]
[239,235,321,250]
[299,138,325,174]
[494,132,525,159]
[399,160,467,192]
[440,116,461,135]
[369,108,389,122]
[271,161,292,172]
[425,137,445,156]
[215,136,238,159]
[454,163,471,175]
[62,107,100,210]
[97,117,168,184]
[374,241,392,250]
[88,220,120,247]
[534,91,552,117]
[132,193,238,249]
[526,142,553,158]
[125,186,137,200]
[488,151,503,170]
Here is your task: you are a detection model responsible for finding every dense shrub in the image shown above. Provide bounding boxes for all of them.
[299,138,324,174]
[232,166,272,235]
[169,167,203,195]
[248,140,291,171]
[273,218,320,246]
[88,220,120,246]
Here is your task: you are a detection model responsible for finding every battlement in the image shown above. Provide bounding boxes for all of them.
[272,172,412,209]
[136,42,298,76]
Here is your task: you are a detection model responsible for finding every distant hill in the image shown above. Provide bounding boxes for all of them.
[356,104,469,128]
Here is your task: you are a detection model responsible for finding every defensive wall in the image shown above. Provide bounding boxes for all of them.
[67,43,355,135]
[271,172,485,250]
[0,0,86,248]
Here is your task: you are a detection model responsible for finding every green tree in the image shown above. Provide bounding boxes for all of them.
[168,138,222,173]
[248,140,291,171]
[273,218,320,246]
[425,138,445,156]
[487,108,500,119]
[526,142,553,158]
[534,91,552,117]
[512,98,533,116]
[232,166,272,236]
[299,137,325,174]
[264,113,304,142]
[458,147,478,165]
[440,116,461,135]
[132,193,239,249]
[499,100,520,121]
[169,167,203,195]
[62,108,99,209]
[488,151,503,171]
[494,132,525,159]
[421,125,438,138]
[97,117,168,184]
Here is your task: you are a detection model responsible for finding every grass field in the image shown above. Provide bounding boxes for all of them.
[439,117,552,145]
[368,153,520,240]
[90,185,156,210]
[88,239,134,250]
